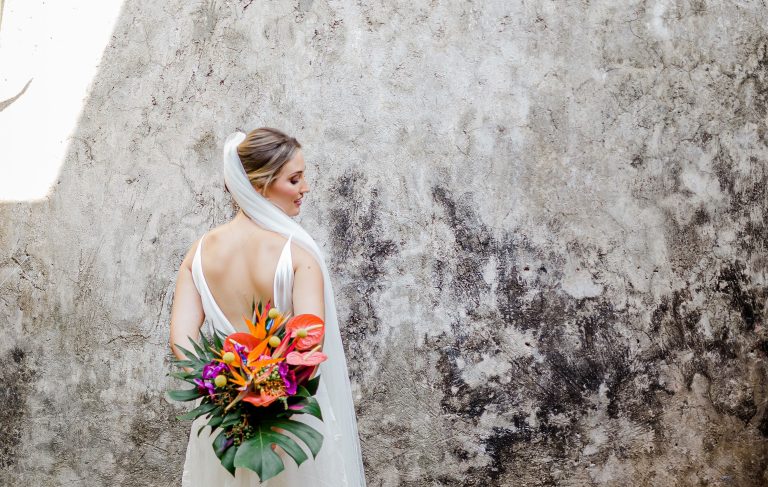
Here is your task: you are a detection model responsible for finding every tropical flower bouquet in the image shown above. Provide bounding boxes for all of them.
[167,300,327,481]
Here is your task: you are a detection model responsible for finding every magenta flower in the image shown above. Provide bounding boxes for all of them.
[194,378,216,397]
[194,361,229,397]
[202,361,228,380]
[278,361,297,395]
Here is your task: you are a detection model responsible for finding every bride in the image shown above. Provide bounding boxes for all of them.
[168,128,367,486]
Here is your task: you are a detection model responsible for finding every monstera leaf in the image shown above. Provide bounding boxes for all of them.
[210,418,324,481]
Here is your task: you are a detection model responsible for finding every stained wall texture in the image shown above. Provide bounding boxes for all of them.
[1,0,767,485]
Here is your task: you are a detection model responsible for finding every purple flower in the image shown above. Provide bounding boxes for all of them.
[278,361,297,395]
[202,361,228,380]
[194,360,228,397]
[194,378,216,397]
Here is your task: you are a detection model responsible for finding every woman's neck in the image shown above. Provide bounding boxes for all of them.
[234,209,267,233]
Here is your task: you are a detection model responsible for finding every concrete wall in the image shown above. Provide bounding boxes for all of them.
[1,0,767,485]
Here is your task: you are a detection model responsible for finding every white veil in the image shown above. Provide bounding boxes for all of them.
[221,131,367,486]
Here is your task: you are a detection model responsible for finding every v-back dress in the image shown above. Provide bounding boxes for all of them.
[181,232,345,486]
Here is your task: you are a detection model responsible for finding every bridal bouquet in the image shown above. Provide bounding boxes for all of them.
[167,300,327,481]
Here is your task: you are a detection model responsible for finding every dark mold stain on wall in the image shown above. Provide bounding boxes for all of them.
[327,171,398,382]
[0,346,34,470]
[418,185,768,485]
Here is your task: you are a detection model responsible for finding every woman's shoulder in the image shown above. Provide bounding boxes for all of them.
[288,239,321,272]
[180,225,223,271]
[179,234,202,271]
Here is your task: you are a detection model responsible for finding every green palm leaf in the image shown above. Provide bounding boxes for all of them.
[198,332,213,358]
[174,343,204,364]
[212,329,225,350]
[267,419,323,458]
[166,387,203,402]
[189,334,209,360]
[232,418,324,481]
[176,402,218,421]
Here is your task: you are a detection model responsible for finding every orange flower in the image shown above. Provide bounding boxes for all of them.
[224,332,261,352]
[242,299,288,340]
[284,314,325,350]
[222,333,267,368]
[242,387,281,407]
[219,302,299,411]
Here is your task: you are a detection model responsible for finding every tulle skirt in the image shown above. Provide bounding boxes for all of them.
[181,379,349,486]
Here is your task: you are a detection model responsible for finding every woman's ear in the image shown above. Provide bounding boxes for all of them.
[253,182,266,197]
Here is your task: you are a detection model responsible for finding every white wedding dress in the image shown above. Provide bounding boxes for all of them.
[181,231,350,486]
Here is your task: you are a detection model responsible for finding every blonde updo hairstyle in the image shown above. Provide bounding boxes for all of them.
[236,127,302,194]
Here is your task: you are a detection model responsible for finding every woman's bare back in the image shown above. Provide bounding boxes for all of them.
[170,209,325,359]
[199,217,295,332]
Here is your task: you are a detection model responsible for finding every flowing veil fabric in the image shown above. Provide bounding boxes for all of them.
[219,131,367,485]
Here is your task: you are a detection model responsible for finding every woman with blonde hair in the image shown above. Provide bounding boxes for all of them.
[169,127,366,486]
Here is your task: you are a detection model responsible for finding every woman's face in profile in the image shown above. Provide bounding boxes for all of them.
[260,149,309,217]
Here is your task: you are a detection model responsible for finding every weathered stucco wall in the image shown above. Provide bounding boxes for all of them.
[1,0,767,485]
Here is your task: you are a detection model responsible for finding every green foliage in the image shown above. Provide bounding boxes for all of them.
[287,396,323,420]
[213,429,238,476]
[220,410,241,428]
[212,329,225,350]
[176,402,218,421]
[168,327,326,481]
[231,418,323,481]
[207,411,224,429]
[305,376,321,396]
[166,388,203,402]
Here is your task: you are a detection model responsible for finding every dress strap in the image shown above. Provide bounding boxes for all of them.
[272,235,294,314]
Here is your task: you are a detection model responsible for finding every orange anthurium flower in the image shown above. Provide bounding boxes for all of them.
[242,389,281,407]
[284,314,325,350]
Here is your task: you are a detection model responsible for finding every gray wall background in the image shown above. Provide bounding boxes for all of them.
[1,0,767,485]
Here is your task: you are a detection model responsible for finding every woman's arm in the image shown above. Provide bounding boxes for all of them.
[169,239,205,369]
[291,246,325,379]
